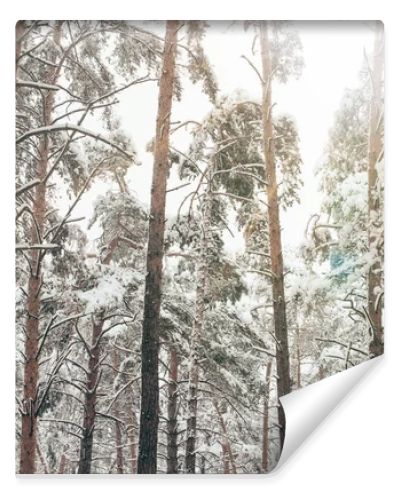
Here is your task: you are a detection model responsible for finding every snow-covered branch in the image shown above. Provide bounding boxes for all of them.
[16,243,60,251]
[16,80,60,92]
[16,124,134,159]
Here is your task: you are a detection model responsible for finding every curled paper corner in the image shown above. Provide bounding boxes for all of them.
[272,356,383,472]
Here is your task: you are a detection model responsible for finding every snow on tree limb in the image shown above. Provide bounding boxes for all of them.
[16,243,60,251]
[16,80,60,92]
[16,179,41,197]
[16,124,134,159]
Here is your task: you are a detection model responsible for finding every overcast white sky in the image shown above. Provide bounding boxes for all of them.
[74,21,375,253]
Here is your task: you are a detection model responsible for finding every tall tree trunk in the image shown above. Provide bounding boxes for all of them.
[19,21,62,474]
[58,451,68,474]
[261,360,272,472]
[200,455,206,474]
[128,410,138,473]
[259,21,291,451]
[112,350,124,474]
[166,345,179,473]
[367,22,384,358]
[137,20,179,474]
[296,343,301,389]
[221,443,230,474]
[294,300,301,389]
[213,401,237,474]
[77,231,118,474]
[78,315,103,474]
[185,165,213,474]
[115,421,124,474]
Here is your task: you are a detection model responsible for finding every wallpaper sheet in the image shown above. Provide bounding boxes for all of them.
[15,20,384,474]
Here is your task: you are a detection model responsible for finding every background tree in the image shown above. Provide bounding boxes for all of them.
[138,20,217,473]
[258,20,303,448]
[16,20,159,473]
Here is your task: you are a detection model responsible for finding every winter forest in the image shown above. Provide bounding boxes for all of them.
[15,20,384,474]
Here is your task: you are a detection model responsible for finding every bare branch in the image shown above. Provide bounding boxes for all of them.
[315,337,368,356]
[241,55,264,84]
[16,79,60,92]
[166,182,191,193]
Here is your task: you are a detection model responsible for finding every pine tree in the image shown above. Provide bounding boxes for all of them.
[310,26,384,365]
[138,20,217,473]
[16,21,157,473]
[367,22,384,357]
[258,21,303,448]
[137,20,179,474]
[18,21,63,474]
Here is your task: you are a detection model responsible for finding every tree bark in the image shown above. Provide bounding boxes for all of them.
[78,315,103,474]
[128,410,138,473]
[200,455,206,474]
[213,401,237,474]
[115,421,124,474]
[137,20,179,474]
[294,300,301,389]
[166,346,179,473]
[221,443,230,474]
[112,350,124,474]
[19,21,62,474]
[261,360,272,472]
[58,452,67,474]
[259,21,291,451]
[296,343,301,389]
[367,22,384,358]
